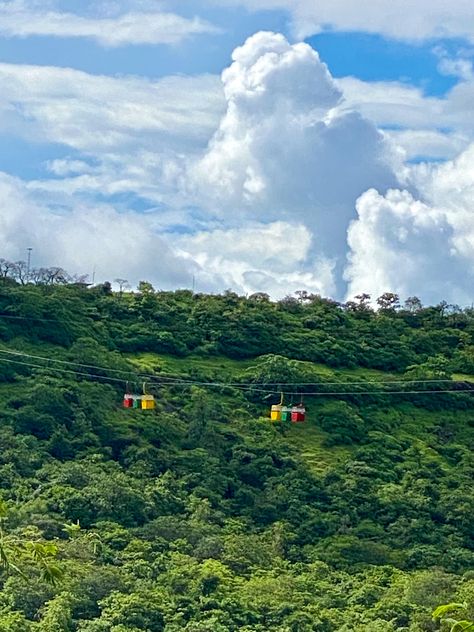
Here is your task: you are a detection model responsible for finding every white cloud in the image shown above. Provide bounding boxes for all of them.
[0,170,336,297]
[0,61,224,210]
[0,62,224,153]
[0,31,401,298]
[0,1,219,46]
[207,0,474,43]
[385,130,467,162]
[345,144,474,304]
[337,78,445,131]
[337,74,474,161]
[192,31,399,292]
[5,27,474,302]
[176,221,336,298]
[47,160,97,176]
[0,171,193,288]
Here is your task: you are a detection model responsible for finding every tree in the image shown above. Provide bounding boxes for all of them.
[241,354,305,388]
[345,294,373,316]
[404,296,423,312]
[0,259,16,279]
[99,281,112,295]
[84,590,166,631]
[405,354,452,380]
[114,278,130,297]
[295,290,315,303]
[0,501,62,586]
[30,267,71,285]
[376,292,400,311]
[433,604,474,631]
[12,261,28,285]
[248,292,270,303]
[355,293,371,307]
[137,281,155,294]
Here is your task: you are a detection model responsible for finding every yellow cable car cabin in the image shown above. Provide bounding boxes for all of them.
[270,404,282,421]
[270,392,285,422]
[141,394,155,410]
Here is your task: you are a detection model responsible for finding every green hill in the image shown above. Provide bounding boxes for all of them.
[0,281,472,630]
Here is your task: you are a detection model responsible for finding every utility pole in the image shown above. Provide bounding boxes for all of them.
[26,247,32,283]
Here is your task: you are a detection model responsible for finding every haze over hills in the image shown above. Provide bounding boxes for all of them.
[0,278,472,630]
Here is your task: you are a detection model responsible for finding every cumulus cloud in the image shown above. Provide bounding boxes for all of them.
[0,32,403,297]
[207,0,474,43]
[345,144,474,304]
[176,221,337,298]
[192,31,398,291]
[5,26,474,303]
[0,1,219,46]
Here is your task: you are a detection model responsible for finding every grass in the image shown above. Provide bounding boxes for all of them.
[126,352,257,378]
[453,373,474,383]
[285,419,353,474]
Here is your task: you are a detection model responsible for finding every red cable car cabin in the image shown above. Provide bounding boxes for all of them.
[291,405,306,423]
[123,394,134,408]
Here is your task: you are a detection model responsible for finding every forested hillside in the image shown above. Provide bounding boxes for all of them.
[0,278,473,631]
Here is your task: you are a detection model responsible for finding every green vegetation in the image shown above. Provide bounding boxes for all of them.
[0,279,473,630]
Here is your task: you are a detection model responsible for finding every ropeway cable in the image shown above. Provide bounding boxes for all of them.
[1,355,473,397]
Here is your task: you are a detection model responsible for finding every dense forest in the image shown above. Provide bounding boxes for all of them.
[0,274,473,631]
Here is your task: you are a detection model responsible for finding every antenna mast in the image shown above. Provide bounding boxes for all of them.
[26,247,33,283]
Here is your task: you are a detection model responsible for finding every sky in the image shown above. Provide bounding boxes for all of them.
[1,0,474,304]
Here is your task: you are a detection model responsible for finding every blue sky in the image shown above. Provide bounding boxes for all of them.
[1,0,474,303]
[0,4,460,91]
[0,5,288,76]
[309,33,460,96]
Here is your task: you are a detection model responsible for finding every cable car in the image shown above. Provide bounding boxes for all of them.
[123,383,155,410]
[281,406,292,422]
[141,394,155,410]
[270,404,282,421]
[123,393,134,408]
[270,392,284,422]
[291,404,306,423]
[141,383,155,410]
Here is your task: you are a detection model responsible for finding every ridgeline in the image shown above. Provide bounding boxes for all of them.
[0,279,473,631]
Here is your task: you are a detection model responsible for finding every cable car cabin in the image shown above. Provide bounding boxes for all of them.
[291,405,306,423]
[270,404,282,422]
[141,394,155,410]
[123,394,134,408]
[281,406,292,422]
[123,383,155,410]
